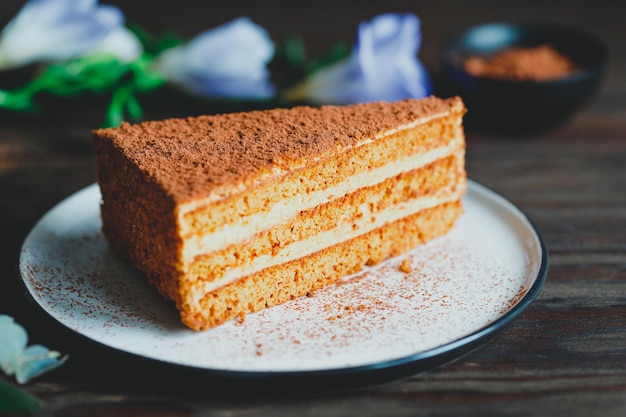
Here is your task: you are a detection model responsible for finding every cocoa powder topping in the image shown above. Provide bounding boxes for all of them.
[92,96,464,203]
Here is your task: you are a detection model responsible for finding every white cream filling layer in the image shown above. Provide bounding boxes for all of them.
[187,182,466,307]
[180,135,465,265]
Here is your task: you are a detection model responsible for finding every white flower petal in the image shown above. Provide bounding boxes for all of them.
[88,26,143,62]
[0,315,28,376]
[15,345,67,384]
[156,46,186,84]
[0,0,125,69]
[186,18,273,77]
[293,13,432,105]
[156,17,275,99]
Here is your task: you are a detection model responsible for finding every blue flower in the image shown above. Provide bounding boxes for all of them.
[0,315,67,384]
[0,0,141,70]
[84,26,142,63]
[155,17,275,100]
[288,13,432,104]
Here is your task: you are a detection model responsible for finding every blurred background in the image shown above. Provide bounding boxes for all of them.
[1,0,623,124]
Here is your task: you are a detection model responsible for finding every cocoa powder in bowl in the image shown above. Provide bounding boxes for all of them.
[442,23,607,132]
[462,45,578,82]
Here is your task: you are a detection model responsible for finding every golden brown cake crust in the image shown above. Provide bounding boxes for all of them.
[92,96,464,204]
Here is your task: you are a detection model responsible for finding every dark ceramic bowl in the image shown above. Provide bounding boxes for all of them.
[441,23,607,133]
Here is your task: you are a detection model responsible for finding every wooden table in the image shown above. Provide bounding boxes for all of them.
[1,0,625,415]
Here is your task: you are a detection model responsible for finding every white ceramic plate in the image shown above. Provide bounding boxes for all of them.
[19,180,547,387]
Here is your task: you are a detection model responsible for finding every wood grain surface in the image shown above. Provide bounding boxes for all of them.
[1,0,625,416]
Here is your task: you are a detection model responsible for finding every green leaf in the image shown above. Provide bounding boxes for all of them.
[0,378,41,414]
[305,41,350,74]
[127,23,185,55]
[282,33,307,67]
[104,87,127,128]
[128,55,167,92]
[0,51,168,126]
[11,54,127,100]
[124,93,143,120]
[0,89,36,111]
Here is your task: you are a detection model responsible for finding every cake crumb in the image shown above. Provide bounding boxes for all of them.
[399,258,412,273]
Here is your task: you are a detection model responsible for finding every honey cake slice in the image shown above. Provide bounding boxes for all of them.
[92,96,467,330]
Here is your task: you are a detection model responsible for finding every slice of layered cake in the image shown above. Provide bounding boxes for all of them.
[92,96,467,330]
